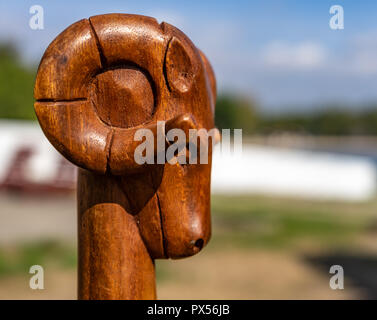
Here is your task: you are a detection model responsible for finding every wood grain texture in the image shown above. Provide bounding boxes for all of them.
[77,169,156,299]
[35,19,102,100]
[34,13,216,300]
[91,67,155,128]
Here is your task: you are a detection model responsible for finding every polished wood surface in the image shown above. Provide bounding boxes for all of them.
[34,13,216,300]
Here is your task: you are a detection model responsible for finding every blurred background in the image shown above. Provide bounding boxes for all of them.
[1,0,377,299]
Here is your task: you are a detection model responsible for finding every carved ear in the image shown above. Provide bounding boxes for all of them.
[198,50,217,109]
[164,37,196,93]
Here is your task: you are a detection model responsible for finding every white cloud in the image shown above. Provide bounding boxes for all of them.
[349,31,377,75]
[261,41,327,70]
[352,51,377,75]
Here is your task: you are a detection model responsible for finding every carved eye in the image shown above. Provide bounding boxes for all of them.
[164,37,195,93]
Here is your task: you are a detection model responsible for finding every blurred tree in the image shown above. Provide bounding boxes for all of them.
[215,94,258,135]
[0,43,36,120]
[260,107,377,136]
[214,94,377,136]
[311,109,355,135]
[360,108,377,135]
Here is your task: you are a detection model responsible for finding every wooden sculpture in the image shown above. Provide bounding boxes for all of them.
[34,13,217,300]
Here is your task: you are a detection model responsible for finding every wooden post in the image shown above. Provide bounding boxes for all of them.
[34,13,217,300]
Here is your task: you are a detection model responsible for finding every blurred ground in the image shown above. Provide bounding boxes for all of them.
[0,194,76,244]
[0,250,359,300]
[1,193,377,299]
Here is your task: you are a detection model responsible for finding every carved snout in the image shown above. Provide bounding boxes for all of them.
[110,113,197,174]
[156,160,212,259]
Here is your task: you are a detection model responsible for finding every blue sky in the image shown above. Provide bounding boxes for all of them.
[1,0,377,113]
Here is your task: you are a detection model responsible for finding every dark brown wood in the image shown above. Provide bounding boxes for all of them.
[34,13,216,300]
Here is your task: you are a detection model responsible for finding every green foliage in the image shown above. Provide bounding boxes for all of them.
[360,109,377,135]
[215,93,377,136]
[0,240,76,277]
[260,108,366,136]
[211,195,369,249]
[0,43,36,120]
[215,94,258,135]
[260,108,377,136]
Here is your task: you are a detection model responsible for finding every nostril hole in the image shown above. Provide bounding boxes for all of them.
[194,238,204,250]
